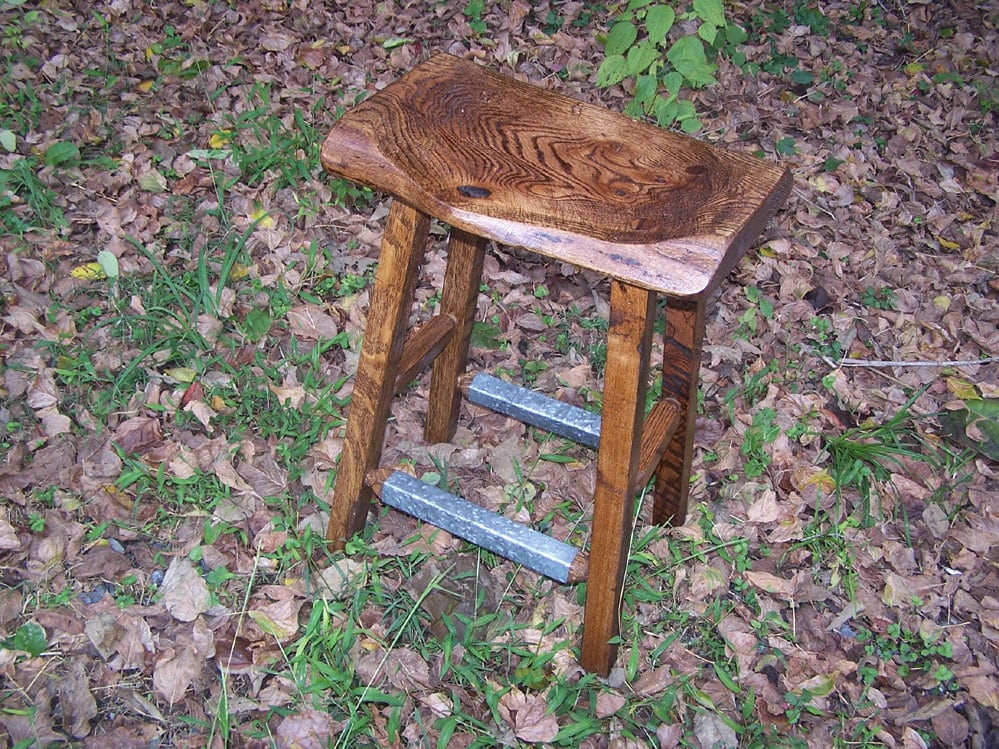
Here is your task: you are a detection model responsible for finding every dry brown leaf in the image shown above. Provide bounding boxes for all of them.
[418,692,454,718]
[0,689,63,747]
[931,708,969,747]
[693,711,738,749]
[315,558,366,600]
[274,710,335,749]
[184,399,217,429]
[213,457,256,494]
[26,368,59,411]
[745,490,782,523]
[152,646,202,706]
[632,665,673,697]
[961,675,999,709]
[0,508,21,551]
[881,572,921,608]
[160,556,211,622]
[656,723,683,749]
[59,657,99,738]
[287,303,339,340]
[744,570,798,598]
[237,456,288,498]
[113,416,163,454]
[497,686,559,743]
[594,691,626,719]
[248,597,304,640]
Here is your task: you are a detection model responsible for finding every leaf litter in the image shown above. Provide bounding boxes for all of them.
[0,0,997,746]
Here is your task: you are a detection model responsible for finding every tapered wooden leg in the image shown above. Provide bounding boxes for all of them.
[326,201,430,549]
[581,280,656,676]
[652,295,706,526]
[425,229,487,443]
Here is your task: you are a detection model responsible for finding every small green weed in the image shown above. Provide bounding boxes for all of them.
[856,622,956,687]
[790,512,861,598]
[0,153,68,233]
[463,0,488,35]
[860,285,897,310]
[807,316,843,360]
[741,407,780,478]
[1,5,43,49]
[144,24,210,81]
[736,285,774,339]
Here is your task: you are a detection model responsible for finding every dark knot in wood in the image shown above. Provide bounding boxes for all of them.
[458,185,491,199]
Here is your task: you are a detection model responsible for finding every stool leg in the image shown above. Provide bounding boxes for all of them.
[326,201,430,549]
[581,280,656,676]
[652,295,706,526]
[425,228,486,443]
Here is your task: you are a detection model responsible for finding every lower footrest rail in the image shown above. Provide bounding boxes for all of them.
[367,469,587,584]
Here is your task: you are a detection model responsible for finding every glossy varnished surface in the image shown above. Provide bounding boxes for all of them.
[321,54,791,296]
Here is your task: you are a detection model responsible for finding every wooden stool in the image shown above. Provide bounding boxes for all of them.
[320,54,790,675]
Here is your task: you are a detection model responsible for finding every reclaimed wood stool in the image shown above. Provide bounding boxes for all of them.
[321,54,790,675]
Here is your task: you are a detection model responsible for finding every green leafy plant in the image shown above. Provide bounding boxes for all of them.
[596,0,747,131]
[856,622,956,686]
[736,285,775,339]
[463,0,487,35]
[741,407,780,478]
[860,285,897,310]
[2,621,48,658]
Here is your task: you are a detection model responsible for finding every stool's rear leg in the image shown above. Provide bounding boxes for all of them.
[326,201,430,549]
[425,229,486,443]
[581,280,656,676]
[652,295,705,526]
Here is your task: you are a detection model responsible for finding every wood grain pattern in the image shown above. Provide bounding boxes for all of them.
[325,201,429,549]
[394,314,458,394]
[652,295,705,526]
[425,228,487,443]
[581,280,656,676]
[635,398,681,490]
[321,54,791,296]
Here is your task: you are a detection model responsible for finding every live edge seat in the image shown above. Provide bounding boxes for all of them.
[320,53,790,676]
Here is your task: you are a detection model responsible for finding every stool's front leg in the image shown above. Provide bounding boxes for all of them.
[326,201,430,549]
[581,280,656,676]
[653,295,706,526]
[425,228,486,444]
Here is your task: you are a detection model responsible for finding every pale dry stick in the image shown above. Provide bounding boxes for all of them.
[822,355,999,369]
[792,186,836,219]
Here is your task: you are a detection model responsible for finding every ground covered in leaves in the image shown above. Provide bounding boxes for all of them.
[1,0,997,747]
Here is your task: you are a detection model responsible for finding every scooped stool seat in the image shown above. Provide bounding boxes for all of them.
[320,53,790,675]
